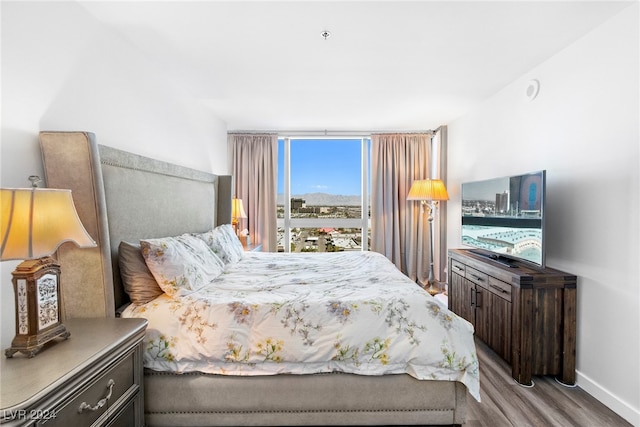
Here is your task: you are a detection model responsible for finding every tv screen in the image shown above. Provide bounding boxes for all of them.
[461,170,546,268]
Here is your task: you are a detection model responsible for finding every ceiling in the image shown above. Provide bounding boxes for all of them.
[78,1,632,132]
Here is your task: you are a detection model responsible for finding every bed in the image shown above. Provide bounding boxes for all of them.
[40,131,478,427]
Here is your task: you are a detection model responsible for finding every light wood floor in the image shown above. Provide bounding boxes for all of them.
[466,338,632,427]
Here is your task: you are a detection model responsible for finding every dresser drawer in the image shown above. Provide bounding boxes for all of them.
[40,351,135,426]
[105,393,138,427]
[487,277,512,302]
[450,259,466,276]
[465,266,488,287]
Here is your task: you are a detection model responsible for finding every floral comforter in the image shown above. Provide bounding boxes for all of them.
[122,251,480,401]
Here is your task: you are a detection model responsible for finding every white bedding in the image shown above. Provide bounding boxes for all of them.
[122,251,480,401]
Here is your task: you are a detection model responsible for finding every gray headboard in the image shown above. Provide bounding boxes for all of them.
[40,131,232,318]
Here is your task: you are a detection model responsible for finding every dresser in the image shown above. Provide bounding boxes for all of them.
[1,318,147,426]
[448,249,577,386]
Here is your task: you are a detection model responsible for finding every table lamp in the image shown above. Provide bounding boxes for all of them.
[407,179,449,295]
[231,197,247,235]
[1,176,96,357]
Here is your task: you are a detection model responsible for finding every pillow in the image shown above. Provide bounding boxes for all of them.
[140,234,225,297]
[119,241,164,305]
[194,224,244,265]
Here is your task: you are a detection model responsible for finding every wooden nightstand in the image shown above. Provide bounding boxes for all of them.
[1,318,147,426]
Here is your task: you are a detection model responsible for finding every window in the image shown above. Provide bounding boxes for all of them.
[277,137,370,252]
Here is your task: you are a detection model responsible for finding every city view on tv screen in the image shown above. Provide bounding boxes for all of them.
[461,170,545,267]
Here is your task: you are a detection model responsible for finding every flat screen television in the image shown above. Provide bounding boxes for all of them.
[461,170,546,268]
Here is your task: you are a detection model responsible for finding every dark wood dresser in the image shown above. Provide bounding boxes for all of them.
[448,249,577,386]
[1,318,147,426]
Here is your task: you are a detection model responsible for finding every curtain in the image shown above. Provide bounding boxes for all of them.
[371,133,432,281]
[432,127,448,286]
[228,133,278,252]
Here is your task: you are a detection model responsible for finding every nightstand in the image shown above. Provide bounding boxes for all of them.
[1,317,147,426]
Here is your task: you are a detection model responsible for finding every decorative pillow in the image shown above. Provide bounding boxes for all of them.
[140,234,225,297]
[119,241,164,305]
[194,224,244,265]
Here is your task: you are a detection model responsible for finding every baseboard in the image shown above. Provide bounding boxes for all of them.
[577,370,640,426]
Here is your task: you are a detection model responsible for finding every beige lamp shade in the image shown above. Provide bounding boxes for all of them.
[407,179,449,201]
[1,188,96,261]
[231,198,247,220]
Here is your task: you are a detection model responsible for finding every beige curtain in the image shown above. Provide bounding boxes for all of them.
[228,133,278,252]
[432,127,448,285]
[371,133,432,281]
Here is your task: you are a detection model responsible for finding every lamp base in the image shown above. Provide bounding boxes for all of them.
[420,280,443,296]
[5,324,70,358]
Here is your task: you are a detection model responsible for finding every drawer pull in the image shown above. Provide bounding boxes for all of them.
[78,379,115,413]
[470,273,484,282]
[490,284,508,294]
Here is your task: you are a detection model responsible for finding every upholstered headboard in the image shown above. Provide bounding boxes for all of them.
[40,131,232,318]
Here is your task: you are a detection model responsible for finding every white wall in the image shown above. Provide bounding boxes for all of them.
[1,2,228,348]
[447,4,639,425]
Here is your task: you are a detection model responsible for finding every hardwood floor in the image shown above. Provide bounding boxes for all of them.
[466,338,632,427]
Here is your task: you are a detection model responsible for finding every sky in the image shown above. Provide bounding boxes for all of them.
[462,176,510,201]
[278,138,367,196]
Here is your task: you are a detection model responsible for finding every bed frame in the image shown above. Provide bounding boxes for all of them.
[40,131,467,426]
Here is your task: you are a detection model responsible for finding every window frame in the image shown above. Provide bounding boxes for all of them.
[277,136,370,252]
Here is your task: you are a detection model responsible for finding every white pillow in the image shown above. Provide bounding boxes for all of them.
[140,233,224,297]
[195,224,245,265]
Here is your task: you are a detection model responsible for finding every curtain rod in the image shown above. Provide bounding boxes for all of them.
[228,128,440,136]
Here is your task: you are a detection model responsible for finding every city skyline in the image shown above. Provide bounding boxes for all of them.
[276,192,365,206]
